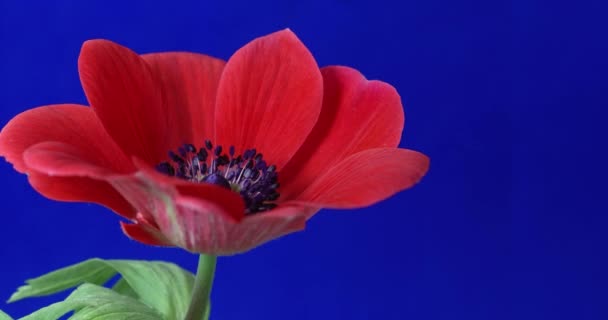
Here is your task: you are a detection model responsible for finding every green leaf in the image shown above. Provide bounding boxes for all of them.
[0,309,13,320]
[21,283,162,320]
[8,259,116,303]
[104,260,195,320]
[19,300,79,320]
[110,278,137,299]
[10,258,196,320]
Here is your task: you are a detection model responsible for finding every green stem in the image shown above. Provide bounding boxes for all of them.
[184,254,217,320]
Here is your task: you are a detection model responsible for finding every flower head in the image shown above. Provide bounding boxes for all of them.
[0,30,429,255]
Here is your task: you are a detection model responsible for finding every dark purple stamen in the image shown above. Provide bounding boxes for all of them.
[203,173,231,190]
[157,141,280,215]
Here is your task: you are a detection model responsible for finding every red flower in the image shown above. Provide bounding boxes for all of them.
[0,30,429,255]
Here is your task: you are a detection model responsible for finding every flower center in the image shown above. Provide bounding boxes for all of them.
[156,140,279,215]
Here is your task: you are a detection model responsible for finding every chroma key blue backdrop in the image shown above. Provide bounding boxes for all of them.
[1,0,607,319]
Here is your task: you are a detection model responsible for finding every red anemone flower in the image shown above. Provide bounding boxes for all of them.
[0,29,429,255]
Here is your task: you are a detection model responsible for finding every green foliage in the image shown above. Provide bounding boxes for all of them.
[20,284,162,320]
[0,309,13,320]
[9,259,198,320]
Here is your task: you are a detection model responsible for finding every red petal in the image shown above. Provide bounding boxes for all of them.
[214,29,323,169]
[24,142,122,178]
[120,221,172,246]
[229,202,317,250]
[108,170,246,252]
[109,166,315,254]
[280,66,404,200]
[296,148,429,208]
[0,104,131,174]
[142,52,225,146]
[171,198,313,254]
[28,172,136,219]
[129,156,245,222]
[79,40,170,164]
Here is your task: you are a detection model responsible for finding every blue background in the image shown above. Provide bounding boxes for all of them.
[1,0,606,319]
